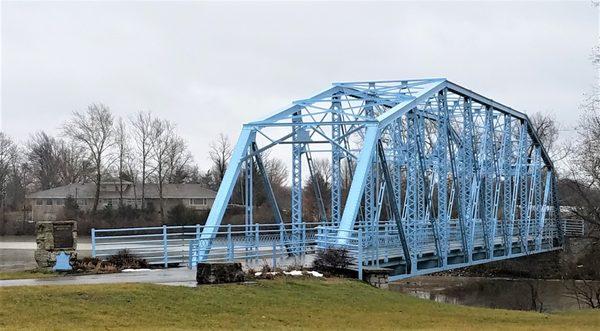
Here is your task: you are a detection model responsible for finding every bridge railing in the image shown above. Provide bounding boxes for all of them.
[93,222,322,268]
[92,218,570,270]
[315,218,564,279]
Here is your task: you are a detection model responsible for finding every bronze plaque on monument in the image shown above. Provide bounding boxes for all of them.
[53,223,74,249]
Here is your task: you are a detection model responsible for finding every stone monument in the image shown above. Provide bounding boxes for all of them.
[34,220,77,269]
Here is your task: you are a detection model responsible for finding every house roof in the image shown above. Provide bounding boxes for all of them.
[27,183,217,199]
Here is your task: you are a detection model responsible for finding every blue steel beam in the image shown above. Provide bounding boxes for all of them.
[198,127,254,260]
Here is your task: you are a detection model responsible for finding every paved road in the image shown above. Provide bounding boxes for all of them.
[0,236,91,272]
[0,267,198,287]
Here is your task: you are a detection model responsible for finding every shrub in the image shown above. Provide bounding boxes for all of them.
[106,249,149,269]
[167,203,203,225]
[63,195,80,219]
[312,248,352,271]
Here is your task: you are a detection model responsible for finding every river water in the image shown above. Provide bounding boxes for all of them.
[391,276,596,312]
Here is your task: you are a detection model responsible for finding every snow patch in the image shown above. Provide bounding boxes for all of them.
[122,268,151,273]
[283,270,303,276]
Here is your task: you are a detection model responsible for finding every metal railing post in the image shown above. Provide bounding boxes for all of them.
[358,230,363,280]
[227,224,233,262]
[302,223,307,255]
[279,222,284,248]
[255,223,260,262]
[272,242,277,269]
[188,241,194,269]
[91,228,96,257]
[163,225,168,268]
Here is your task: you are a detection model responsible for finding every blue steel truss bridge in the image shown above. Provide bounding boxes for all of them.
[187,78,562,280]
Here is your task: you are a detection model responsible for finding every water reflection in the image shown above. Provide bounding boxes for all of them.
[390,276,595,312]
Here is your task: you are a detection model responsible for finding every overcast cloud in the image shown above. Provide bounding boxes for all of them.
[1,1,598,169]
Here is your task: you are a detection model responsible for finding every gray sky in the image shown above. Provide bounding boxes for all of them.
[1,1,598,170]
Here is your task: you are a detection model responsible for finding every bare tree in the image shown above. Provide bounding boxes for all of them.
[130,111,154,210]
[125,151,140,208]
[565,93,600,236]
[208,133,232,186]
[265,157,288,189]
[62,104,114,213]
[114,118,129,207]
[27,131,91,189]
[150,119,175,220]
[56,141,92,185]
[166,136,193,184]
[26,131,61,189]
[529,112,570,163]
[0,133,19,215]
[303,158,331,221]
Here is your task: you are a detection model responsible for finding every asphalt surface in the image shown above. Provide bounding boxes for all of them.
[0,267,198,287]
[0,236,91,272]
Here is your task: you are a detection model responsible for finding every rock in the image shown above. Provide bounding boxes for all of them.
[34,220,77,269]
[196,262,245,284]
[362,267,392,289]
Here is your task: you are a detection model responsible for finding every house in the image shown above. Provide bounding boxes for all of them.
[26,182,217,221]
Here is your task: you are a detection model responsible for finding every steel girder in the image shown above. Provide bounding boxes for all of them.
[197,79,563,274]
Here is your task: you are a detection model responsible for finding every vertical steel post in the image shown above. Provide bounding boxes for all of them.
[291,112,304,254]
[331,93,342,226]
[255,223,260,261]
[91,228,96,258]
[163,225,168,268]
[245,154,253,236]
[436,90,450,266]
[227,224,233,262]
[279,222,285,249]
[459,97,475,262]
[272,241,277,269]
[482,106,496,258]
[501,115,513,255]
[357,229,363,280]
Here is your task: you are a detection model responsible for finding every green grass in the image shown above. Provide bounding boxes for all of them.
[0,269,58,280]
[0,278,598,330]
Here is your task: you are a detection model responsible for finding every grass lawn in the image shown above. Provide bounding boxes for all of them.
[0,269,58,280]
[0,278,598,330]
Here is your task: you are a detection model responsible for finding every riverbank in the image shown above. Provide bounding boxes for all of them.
[391,276,596,312]
[1,278,598,330]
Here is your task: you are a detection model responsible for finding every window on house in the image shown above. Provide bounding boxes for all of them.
[36,199,43,205]
[55,199,64,206]
[46,199,53,206]
[191,198,207,205]
[79,199,87,206]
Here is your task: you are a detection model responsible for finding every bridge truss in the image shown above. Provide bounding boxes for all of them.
[197,78,563,278]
